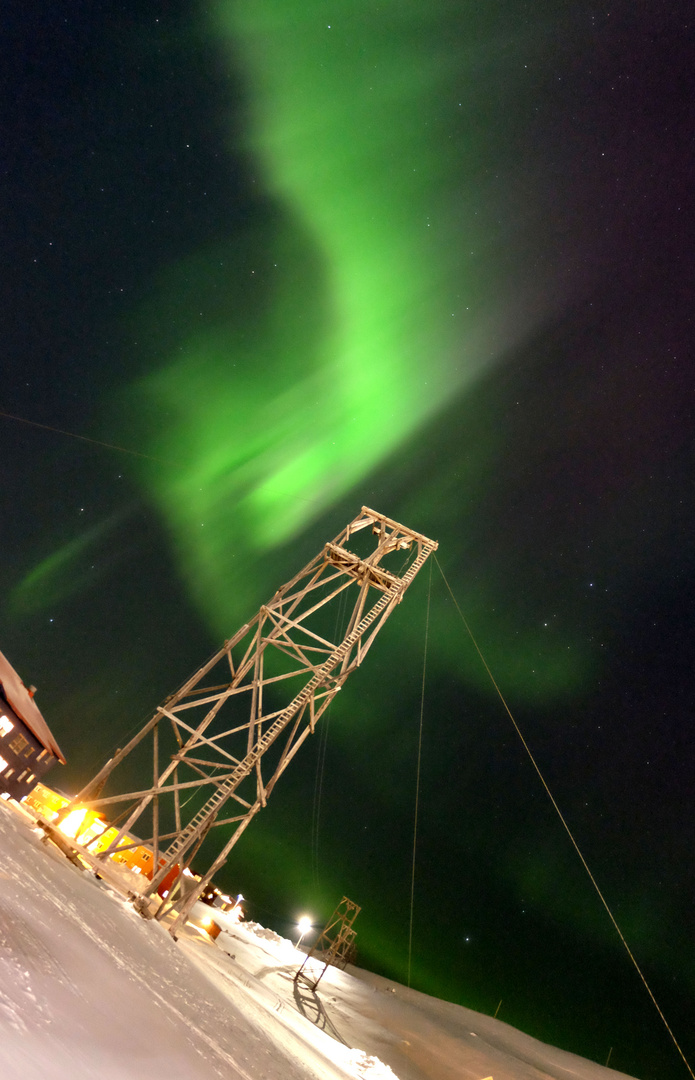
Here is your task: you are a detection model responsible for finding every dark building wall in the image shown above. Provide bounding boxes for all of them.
[0,697,57,800]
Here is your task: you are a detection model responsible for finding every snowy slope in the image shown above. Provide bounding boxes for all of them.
[0,800,635,1080]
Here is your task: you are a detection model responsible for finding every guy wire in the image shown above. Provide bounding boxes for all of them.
[407,557,432,989]
[0,407,337,508]
[310,587,348,888]
[434,554,694,1080]
[0,408,173,464]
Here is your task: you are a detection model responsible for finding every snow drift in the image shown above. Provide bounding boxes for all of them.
[0,800,634,1080]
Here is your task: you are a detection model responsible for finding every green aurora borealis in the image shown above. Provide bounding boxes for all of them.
[129,1,487,633]
[3,3,694,1076]
[118,2,586,701]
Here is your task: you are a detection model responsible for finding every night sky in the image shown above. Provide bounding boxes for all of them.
[2,3,694,1077]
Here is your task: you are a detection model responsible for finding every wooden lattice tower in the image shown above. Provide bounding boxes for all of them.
[295,896,361,990]
[49,507,437,935]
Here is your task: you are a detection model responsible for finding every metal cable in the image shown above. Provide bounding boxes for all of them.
[435,554,694,1080]
[407,558,432,989]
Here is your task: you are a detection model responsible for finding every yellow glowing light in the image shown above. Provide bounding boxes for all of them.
[296,915,313,949]
[57,806,107,844]
[58,808,88,839]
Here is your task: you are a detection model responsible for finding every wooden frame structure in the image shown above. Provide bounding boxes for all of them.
[52,507,437,935]
[294,896,361,990]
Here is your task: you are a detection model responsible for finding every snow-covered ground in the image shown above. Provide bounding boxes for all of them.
[0,798,635,1080]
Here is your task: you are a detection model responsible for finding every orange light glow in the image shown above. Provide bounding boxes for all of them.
[58,808,89,838]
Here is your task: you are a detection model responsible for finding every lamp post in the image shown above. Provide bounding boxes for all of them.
[296,916,312,952]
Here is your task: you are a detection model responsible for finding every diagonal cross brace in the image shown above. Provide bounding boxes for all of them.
[143,537,436,899]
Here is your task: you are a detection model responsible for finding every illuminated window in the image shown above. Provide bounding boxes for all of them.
[37,749,48,761]
[141,852,152,862]
[23,745,35,758]
[9,733,28,755]
[17,770,27,782]
[28,774,35,783]
[0,715,14,738]
[0,755,8,772]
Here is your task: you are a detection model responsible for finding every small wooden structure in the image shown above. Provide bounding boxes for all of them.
[295,896,361,991]
[0,649,66,800]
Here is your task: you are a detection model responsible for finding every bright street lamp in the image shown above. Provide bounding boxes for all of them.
[296,916,312,951]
